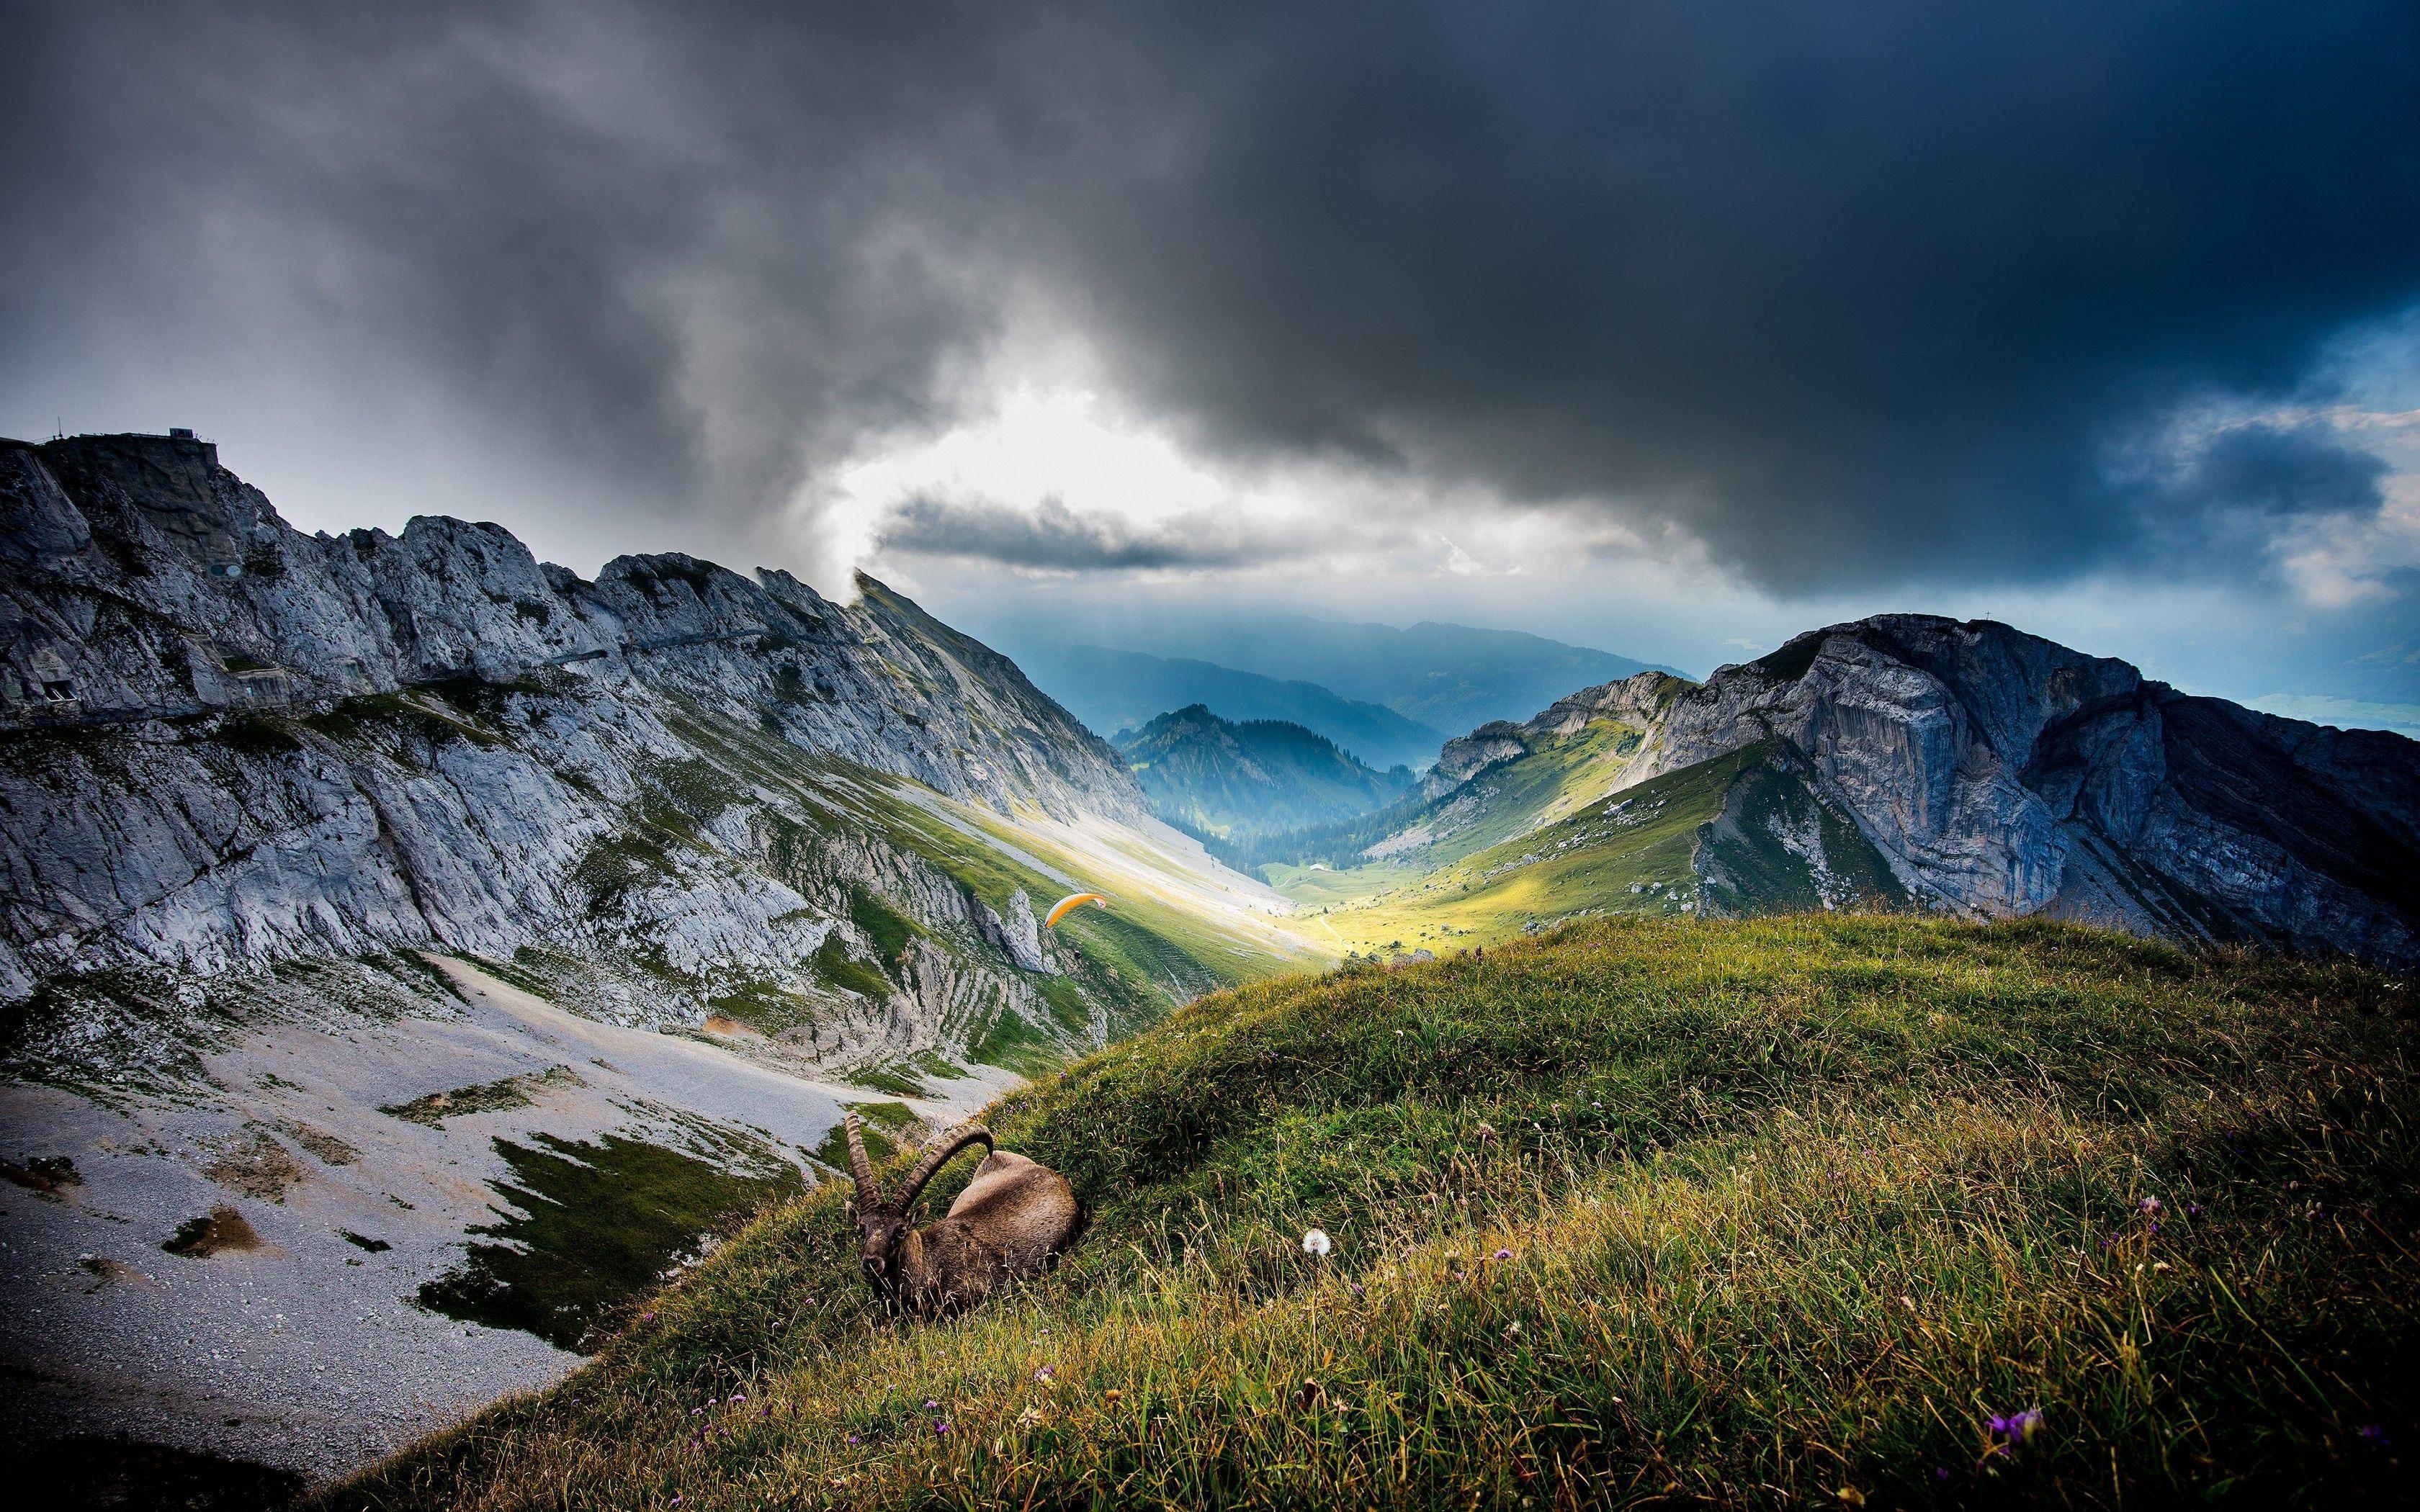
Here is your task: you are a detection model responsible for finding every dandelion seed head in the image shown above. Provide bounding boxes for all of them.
[1303,1228,1332,1256]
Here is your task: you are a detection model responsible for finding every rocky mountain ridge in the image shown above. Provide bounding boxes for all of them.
[0,433,1268,1077]
[1585,616,2419,965]
[1420,671,1693,801]
[1281,619,2416,969]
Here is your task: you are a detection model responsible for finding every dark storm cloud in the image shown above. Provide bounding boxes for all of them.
[881,495,1301,572]
[6,1,2419,590]
[2128,420,2391,575]
[2161,423,2389,528]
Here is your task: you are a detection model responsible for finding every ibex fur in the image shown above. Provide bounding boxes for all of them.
[843,1115,1080,1317]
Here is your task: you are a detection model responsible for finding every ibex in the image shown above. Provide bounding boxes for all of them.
[843,1115,1080,1318]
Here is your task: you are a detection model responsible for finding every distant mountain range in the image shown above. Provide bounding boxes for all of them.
[1103,613,1684,736]
[1116,705,1415,840]
[982,612,1681,751]
[1007,642,1445,770]
[1260,617,2420,971]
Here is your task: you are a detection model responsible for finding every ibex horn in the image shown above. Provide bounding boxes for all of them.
[895,1123,995,1214]
[843,1114,882,1206]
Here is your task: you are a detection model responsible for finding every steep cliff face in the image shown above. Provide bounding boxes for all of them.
[0,433,1255,1078]
[1615,616,2420,966]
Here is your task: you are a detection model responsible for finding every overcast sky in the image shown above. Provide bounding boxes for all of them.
[6,1,2419,729]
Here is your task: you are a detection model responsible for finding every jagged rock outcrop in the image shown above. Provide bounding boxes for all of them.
[0,433,1168,1069]
[1519,671,1694,740]
[1420,724,1529,801]
[1419,671,1690,800]
[1,433,1140,820]
[1610,616,2420,967]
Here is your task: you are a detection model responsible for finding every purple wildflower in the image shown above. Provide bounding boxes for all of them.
[847,1435,861,1445]
[2140,1197,2162,1214]
[1035,1365,1055,1382]
[2187,1204,2203,1216]
[934,1420,951,1435]
[925,1399,941,1410]
[1988,1407,2045,1450]
[2357,1424,2389,1447]
[1349,1282,1366,1296]
[1494,1247,1513,1261]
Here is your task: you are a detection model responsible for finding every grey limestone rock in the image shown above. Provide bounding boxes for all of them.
[1607,616,2419,966]
[0,433,1153,1068]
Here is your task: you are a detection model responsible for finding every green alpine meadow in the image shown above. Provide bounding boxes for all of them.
[331,916,2416,1509]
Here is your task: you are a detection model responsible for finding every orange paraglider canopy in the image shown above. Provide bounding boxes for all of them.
[1044,891,1109,928]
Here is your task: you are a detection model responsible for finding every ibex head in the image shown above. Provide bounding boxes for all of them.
[841,1114,997,1300]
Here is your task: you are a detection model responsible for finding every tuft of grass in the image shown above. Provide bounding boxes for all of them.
[331,917,2419,1509]
[379,1066,585,1126]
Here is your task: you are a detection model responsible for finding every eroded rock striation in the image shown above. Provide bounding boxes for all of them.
[0,432,1173,1071]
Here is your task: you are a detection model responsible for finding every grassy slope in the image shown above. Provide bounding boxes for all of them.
[1252,716,1660,948]
[1303,744,1791,954]
[1397,717,1650,868]
[335,916,2416,1510]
